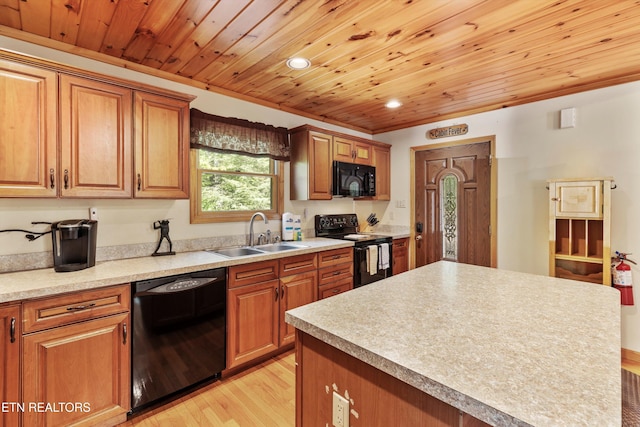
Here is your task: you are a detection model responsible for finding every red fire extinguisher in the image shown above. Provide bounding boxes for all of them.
[612,251,635,306]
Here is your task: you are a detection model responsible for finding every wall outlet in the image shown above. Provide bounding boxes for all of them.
[89,207,98,220]
[332,391,349,427]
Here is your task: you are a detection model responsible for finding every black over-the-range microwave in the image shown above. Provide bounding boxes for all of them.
[332,161,376,197]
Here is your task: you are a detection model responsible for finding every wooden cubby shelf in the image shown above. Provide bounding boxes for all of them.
[548,178,612,285]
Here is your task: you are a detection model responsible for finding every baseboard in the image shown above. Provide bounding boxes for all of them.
[622,348,640,363]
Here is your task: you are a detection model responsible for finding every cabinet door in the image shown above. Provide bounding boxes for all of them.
[22,313,130,427]
[307,131,333,200]
[373,145,391,200]
[553,180,602,218]
[0,60,57,197]
[392,238,409,274]
[60,74,133,198]
[0,305,20,427]
[279,271,317,346]
[227,280,279,369]
[134,91,190,198]
[334,137,372,165]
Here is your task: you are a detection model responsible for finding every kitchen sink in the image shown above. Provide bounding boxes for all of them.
[254,243,309,252]
[209,247,264,258]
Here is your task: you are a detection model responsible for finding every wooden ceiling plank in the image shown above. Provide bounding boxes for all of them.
[75,0,117,51]
[160,0,252,75]
[99,0,153,58]
[174,0,285,79]
[120,0,185,63]
[0,0,20,28]
[141,0,218,68]
[18,1,50,36]
[50,0,82,44]
[192,0,326,84]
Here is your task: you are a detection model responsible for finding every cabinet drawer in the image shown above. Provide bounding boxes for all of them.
[318,247,353,268]
[319,278,352,300]
[280,253,318,276]
[23,284,130,333]
[229,260,279,288]
[318,263,354,287]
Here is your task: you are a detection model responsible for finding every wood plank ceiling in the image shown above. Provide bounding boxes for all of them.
[1,0,640,134]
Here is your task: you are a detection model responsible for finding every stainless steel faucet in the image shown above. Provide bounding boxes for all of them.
[248,212,268,246]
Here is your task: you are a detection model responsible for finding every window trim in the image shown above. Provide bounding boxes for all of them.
[189,149,284,224]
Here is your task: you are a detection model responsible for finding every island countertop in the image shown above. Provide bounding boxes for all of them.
[285,261,621,426]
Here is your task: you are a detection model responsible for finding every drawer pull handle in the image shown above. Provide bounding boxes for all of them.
[123,322,127,344]
[333,255,340,259]
[333,271,341,275]
[137,173,141,191]
[332,289,340,294]
[10,317,16,343]
[49,168,55,189]
[63,169,69,189]
[66,303,96,311]
[275,287,279,301]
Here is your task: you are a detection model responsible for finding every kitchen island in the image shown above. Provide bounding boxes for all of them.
[285,261,621,426]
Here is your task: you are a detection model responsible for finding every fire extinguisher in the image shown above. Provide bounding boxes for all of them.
[612,251,635,306]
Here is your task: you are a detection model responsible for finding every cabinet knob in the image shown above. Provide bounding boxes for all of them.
[551,197,560,202]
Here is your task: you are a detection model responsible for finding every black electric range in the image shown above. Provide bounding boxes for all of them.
[315,214,392,287]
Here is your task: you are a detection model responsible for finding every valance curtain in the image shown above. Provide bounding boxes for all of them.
[190,109,290,161]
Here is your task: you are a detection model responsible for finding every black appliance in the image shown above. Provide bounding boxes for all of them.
[315,214,392,287]
[51,219,98,272]
[130,267,226,413]
[332,161,376,198]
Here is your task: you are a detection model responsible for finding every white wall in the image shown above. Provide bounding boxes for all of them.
[376,83,640,352]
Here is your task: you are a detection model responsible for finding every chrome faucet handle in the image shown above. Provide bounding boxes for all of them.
[273,235,281,243]
[257,233,266,245]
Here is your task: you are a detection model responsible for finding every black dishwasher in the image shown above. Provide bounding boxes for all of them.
[130,267,226,413]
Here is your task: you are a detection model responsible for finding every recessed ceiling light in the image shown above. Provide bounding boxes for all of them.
[286,57,311,70]
[385,99,402,109]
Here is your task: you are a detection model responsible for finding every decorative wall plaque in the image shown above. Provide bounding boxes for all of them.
[427,124,468,139]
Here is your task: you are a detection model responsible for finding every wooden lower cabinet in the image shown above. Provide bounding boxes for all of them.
[227,254,318,369]
[393,237,409,275]
[1,304,20,427]
[22,312,130,427]
[296,331,490,427]
[318,247,353,299]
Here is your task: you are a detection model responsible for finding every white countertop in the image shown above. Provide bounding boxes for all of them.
[285,261,621,427]
[0,238,353,303]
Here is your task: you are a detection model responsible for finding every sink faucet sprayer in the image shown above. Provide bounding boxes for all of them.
[248,212,268,246]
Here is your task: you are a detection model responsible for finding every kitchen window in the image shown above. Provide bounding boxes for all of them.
[190,149,284,223]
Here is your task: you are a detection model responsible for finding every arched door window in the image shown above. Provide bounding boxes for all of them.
[440,174,458,261]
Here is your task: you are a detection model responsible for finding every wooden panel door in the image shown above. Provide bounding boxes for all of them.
[60,74,132,198]
[334,137,372,165]
[227,280,279,369]
[373,145,391,200]
[308,131,333,200]
[553,180,602,218]
[0,305,20,427]
[279,271,317,346]
[134,91,190,198]
[414,141,491,267]
[0,60,57,197]
[22,313,130,427]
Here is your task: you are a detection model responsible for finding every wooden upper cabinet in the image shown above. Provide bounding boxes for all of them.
[372,145,391,200]
[0,60,58,197]
[334,136,372,165]
[60,75,133,198]
[290,128,333,200]
[134,91,190,199]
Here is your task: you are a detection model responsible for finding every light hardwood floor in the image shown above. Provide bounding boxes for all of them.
[119,351,295,427]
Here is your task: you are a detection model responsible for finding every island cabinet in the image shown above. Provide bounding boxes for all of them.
[0,51,194,199]
[392,237,409,274]
[227,254,318,369]
[333,136,372,165]
[0,304,20,427]
[21,284,130,427]
[296,331,490,427]
[548,178,612,285]
[317,247,353,299]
